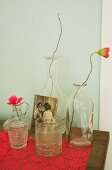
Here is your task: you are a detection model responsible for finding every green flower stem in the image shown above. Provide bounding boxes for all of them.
[82,52,97,85]
[14,105,21,121]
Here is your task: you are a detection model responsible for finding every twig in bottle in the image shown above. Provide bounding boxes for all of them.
[49,13,63,96]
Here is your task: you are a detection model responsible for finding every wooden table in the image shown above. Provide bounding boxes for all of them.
[86,130,109,170]
[0,120,109,170]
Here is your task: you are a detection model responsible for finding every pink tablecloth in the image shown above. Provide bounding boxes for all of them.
[0,131,91,170]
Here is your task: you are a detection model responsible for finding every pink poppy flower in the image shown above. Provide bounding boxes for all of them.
[81,47,110,86]
[7,95,23,105]
[97,47,110,58]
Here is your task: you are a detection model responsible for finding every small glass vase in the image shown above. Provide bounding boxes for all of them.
[42,56,67,132]
[35,117,63,157]
[8,103,29,149]
[66,83,94,149]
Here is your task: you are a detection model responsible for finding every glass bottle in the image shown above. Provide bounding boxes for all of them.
[41,56,67,132]
[66,83,94,149]
[7,103,29,149]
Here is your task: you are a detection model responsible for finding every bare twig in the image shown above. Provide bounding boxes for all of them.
[49,13,62,96]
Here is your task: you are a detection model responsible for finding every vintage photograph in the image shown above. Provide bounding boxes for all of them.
[31,94,58,131]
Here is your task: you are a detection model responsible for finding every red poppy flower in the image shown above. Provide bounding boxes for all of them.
[97,47,110,58]
[7,95,23,105]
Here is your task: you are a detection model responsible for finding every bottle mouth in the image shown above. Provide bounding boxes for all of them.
[43,56,61,60]
[73,83,87,87]
[12,104,22,111]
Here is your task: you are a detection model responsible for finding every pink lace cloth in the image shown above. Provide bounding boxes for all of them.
[0,131,91,170]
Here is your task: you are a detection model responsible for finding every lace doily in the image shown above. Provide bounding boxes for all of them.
[0,131,91,170]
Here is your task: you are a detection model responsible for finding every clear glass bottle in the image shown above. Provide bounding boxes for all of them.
[7,103,29,149]
[42,56,67,132]
[66,84,94,149]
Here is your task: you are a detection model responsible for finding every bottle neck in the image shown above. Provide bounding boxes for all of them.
[73,83,87,93]
[12,104,21,111]
[42,56,60,97]
[46,56,59,81]
[11,104,23,118]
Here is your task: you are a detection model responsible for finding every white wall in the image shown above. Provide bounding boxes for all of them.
[100,0,112,169]
[0,0,101,129]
